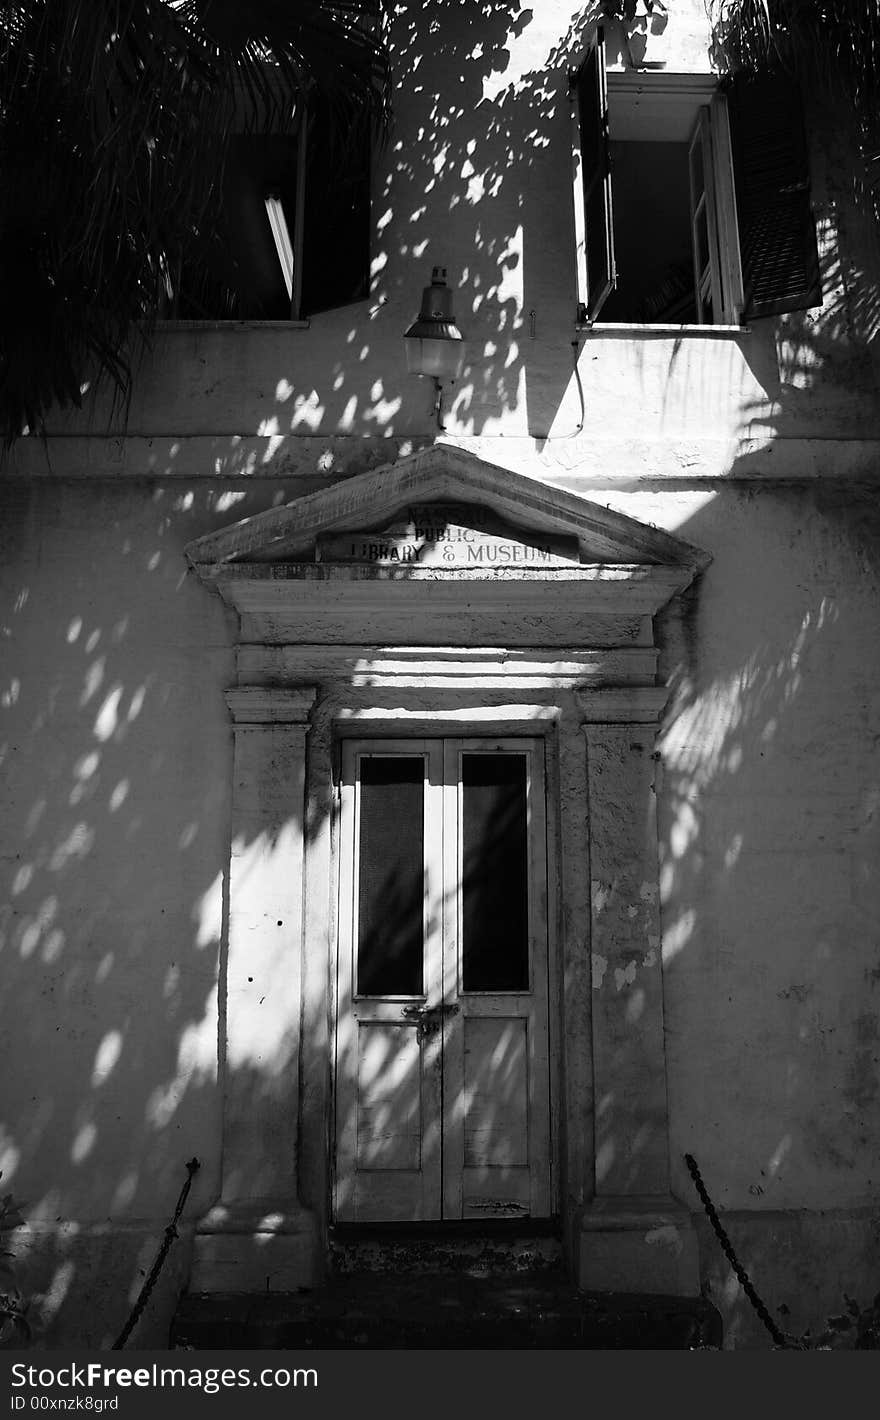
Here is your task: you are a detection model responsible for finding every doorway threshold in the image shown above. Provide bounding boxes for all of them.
[330,1217,561,1240]
[329,1220,564,1278]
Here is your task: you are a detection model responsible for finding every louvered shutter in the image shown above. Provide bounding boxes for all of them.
[575,32,616,321]
[301,96,372,317]
[728,73,821,319]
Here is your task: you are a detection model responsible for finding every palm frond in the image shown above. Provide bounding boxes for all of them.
[0,0,391,445]
[710,2,880,221]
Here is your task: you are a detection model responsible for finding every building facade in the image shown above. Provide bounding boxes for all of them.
[2,1,879,1349]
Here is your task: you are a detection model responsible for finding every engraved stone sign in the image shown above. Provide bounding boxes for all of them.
[316,503,580,568]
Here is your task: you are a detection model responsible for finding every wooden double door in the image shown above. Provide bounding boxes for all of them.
[333,737,552,1223]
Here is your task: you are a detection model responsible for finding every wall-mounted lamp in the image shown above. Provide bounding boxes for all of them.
[404,265,464,430]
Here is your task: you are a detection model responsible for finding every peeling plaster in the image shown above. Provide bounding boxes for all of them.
[614,961,638,992]
[592,880,615,914]
[595,1140,615,1183]
[625,987,646,1023]
[591,953,608,990]
[645,1225,683,1257]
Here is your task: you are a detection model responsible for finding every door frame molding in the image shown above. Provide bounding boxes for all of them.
[189,660,702,1297]
[331,730,557,1226]
[302,678,595,1280]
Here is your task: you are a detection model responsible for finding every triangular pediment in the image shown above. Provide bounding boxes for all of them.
[184,443,710,573]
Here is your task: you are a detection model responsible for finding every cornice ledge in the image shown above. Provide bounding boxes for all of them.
[225,687,318,724]
[577,686,671,725]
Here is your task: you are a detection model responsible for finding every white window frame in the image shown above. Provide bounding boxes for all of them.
[572,64,746,328]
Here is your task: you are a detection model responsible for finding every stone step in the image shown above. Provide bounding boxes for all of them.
[171,1274,722,1350]
[329,1226,564,1277]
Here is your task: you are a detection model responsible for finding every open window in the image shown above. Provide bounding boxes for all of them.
[572,33,821,326]
[167,92,372,321]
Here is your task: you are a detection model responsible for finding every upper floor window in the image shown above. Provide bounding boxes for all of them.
[572,34,822,326]
[165,93,372,322]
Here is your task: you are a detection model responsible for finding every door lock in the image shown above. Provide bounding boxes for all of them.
[402,1002,460,1042]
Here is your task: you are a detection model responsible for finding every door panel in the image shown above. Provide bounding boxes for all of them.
[356,1021,423,1170]
[443,739,551,1221]
[335,742,443,1222]
[463,1016,529,1167]
[334,737,551,1224]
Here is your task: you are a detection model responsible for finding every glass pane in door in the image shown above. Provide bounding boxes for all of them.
[357,756,424,995]
[460,753,529,991]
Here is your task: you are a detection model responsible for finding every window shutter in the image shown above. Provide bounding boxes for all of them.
[574,32,616,322]
[688,108,723,324]
[709,91,745,324]
[727,73,821,320]
[301,96,372,318]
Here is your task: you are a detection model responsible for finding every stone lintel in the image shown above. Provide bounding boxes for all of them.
[235,644,659,693]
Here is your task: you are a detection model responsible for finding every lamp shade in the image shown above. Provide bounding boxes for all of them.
[404,266,464,380]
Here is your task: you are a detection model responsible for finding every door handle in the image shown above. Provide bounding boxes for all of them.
[401,1002,460,1042]
[401,1003,460,1020]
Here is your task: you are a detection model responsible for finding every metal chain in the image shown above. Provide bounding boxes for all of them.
[112,1158,200,1351]
[0,1302,31,1349]
[684,1152,791,1349]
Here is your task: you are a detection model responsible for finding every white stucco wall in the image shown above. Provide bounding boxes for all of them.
[2,1,879,1348]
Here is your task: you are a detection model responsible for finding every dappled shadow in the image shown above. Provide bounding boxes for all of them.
[533,53,880,461]
[371,0,598,438]
[28,1,603,448]
[3,1,880,1355]
[0,477,338,1345]
[730,105,880,451]
[651,478,880,1347]
[0,479,564,1345]
[645,112,880,1344]
[4,459,879,1348]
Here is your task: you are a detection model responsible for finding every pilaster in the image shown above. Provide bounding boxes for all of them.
[577,688,699,1296]
[190,688,320,1293]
